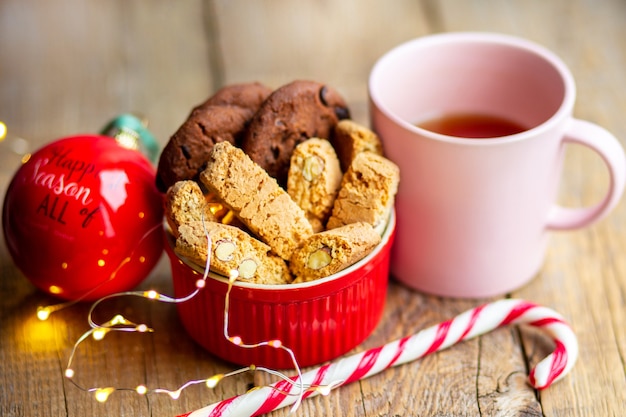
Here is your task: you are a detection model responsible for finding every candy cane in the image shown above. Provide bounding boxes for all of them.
[178,299,578,417]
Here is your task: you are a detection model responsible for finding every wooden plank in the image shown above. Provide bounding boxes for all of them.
[210,0,430,124]
[0,0,212,149]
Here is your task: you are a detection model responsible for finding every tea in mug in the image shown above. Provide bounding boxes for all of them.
[416,113,527,138]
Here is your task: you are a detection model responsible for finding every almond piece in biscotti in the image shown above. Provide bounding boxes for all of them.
[290,222,381,282]
[287,138,343,232]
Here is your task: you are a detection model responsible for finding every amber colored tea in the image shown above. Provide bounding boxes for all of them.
[416,113,528,138]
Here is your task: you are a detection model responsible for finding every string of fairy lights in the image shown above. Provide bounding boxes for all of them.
[36,209,339,412]
[0,120,337,410]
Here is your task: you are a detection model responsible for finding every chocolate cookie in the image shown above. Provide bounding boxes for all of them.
[156,82,272,192]
[241,80,350,186]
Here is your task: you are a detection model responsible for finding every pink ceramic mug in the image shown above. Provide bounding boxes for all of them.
[369,32,626,298]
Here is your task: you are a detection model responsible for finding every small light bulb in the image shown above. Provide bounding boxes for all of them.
[65,368,75,379]
[110,315,127,326]
[145,290,159,300]
[136,385,148,395]
[229,336,243,346]
[92,328,109,341]
[195,279,206,289]
[222,210,235,225]
[136,324,150,333]
[94,387,115,403]
[206,374,223,389]
[36,307,51,321]
[208,202,223,215]
[228,270,239,282]
[268,339,282,348]
[48,285,62,294]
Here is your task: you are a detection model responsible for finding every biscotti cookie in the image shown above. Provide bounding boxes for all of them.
[326,152,399,231]
[287,138,342,232]
[176,221,291,284]
[332,119,385,172]
[290,222,381,282]
[241,80,351,186]
[156,82,272,192]
[165,180,217,237]
[200,141,313,260]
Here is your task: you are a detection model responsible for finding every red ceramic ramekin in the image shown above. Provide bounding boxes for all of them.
[164,211,396,369]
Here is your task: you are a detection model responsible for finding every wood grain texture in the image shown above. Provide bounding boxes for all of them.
[1,1,625,416]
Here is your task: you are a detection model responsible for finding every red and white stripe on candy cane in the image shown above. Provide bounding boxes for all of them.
[179,299,578,417]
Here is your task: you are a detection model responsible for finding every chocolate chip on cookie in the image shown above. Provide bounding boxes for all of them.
[241,80,350,186]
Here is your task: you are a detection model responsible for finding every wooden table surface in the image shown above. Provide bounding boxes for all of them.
[1,1,625,416]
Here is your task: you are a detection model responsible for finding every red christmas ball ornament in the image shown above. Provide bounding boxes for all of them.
[3,120,164,301]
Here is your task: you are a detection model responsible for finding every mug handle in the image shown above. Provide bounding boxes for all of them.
[546,119,626,230]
